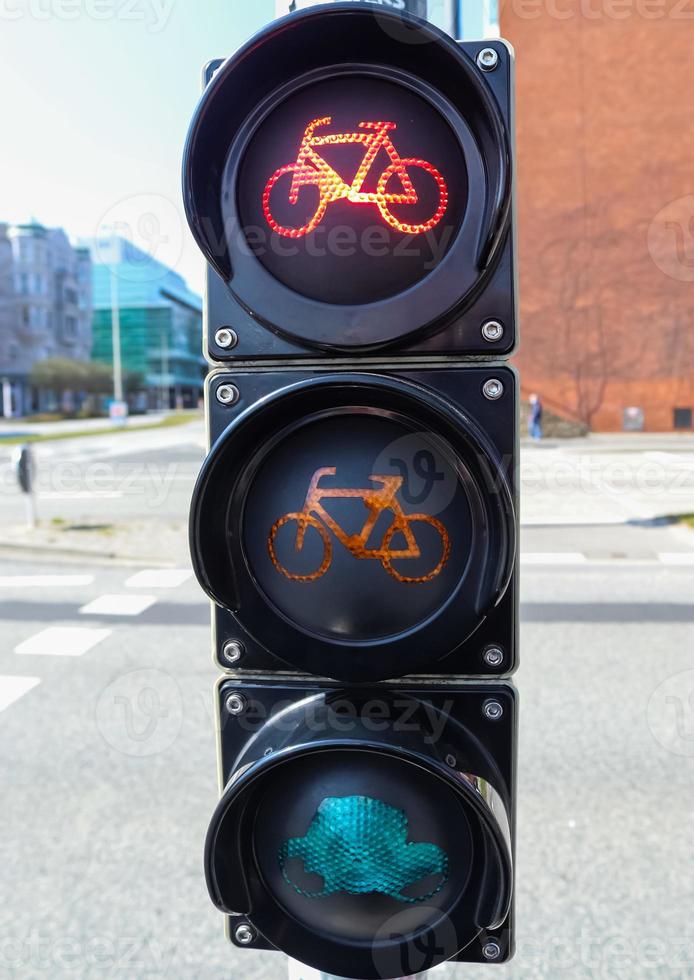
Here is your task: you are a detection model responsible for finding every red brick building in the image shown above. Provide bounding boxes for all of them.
[502,0,694,430]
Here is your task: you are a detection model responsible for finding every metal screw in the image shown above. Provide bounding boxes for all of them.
[222,640,244,665]
[214,327,238,350]
[481,319,504,343]
[482,940,502,961]
[216,384,239,406]
[483,699,504,722]
[483,378,504,401]
[483,645,505,669]
[225,693,247,716]
[445,754,457,768]
[234,923,255,946]
[477,48,499,72]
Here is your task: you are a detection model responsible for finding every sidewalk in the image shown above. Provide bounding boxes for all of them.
[0,412,178,437]
[0,518,191,567]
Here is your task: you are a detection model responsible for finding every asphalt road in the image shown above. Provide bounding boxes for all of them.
[0,427,693,979]
[2,553,693,979]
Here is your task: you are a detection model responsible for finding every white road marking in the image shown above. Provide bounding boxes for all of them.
[125,569,192,589]
[659,553,694,565]
[520,552,588,565]
[79,594,157,616]
[39,491,123,500]
[15,627,111,657]
[0,575,94,588]
[0,676,41,711]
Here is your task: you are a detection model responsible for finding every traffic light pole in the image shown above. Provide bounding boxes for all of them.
[109,261,123,405]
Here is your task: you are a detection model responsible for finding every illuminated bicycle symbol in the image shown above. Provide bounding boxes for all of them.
[262,117,449,239]
[268,467,451,584]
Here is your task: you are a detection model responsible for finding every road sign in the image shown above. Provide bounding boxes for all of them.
[108,399,129,423]
[184,4,518,976]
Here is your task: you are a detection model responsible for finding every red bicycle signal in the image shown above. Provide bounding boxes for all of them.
[263,117,449,238]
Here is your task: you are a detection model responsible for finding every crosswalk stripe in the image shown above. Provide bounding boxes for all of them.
[125,569,192,589]
[15,627,111,657]
[79,594,157,617]
[520,552,588,565]
[659,553,694,565]
[0,575,94,588]
[0,676,41,712]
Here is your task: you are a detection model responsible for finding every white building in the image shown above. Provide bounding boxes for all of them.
[0,222,92,417]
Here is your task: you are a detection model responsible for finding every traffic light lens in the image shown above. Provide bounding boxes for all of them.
[243,411,471,643]
[254,751,473,945]
[279,796,450,904]
[235,75,467,305]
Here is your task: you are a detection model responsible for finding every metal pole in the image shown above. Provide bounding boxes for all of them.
[1,377,11,418]
[161,329,169,411]
[110,266,123,403]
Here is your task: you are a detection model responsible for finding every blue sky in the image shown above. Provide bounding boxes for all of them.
[0,0,275,293]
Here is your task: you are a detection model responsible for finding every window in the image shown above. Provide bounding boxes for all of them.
[673,407,692,430]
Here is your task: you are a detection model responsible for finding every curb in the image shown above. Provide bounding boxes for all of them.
[0,539,180,568]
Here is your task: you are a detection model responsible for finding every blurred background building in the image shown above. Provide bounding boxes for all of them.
[503,0,694,432]
[85,237,205,411]
[0,222,92,416]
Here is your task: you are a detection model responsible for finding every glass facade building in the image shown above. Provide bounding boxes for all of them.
[86,237,205,410]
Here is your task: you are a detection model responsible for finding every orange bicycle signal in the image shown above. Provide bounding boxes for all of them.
[268,467,451,584]
[262,117,449,238]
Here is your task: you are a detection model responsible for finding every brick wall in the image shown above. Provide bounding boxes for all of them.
[502,0,694,431]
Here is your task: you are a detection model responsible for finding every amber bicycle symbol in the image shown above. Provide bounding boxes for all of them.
[262,117,449,239]
[268,467,451,584]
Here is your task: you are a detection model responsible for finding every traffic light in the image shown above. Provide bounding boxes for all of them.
[183,3,518,976]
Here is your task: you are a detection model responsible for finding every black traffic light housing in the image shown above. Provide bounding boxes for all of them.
[210,680,516,977]
[190,365,518,681]
[183,4,515,358]
[183,3,519,976]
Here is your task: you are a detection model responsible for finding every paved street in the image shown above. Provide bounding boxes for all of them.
[0,427,693,978]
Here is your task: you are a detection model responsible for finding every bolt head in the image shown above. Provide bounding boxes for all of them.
[216,384,239,406]
[214,327,238,350]
[483,699,504,722]
[477,47,499,72]
[234,923,255,946]
[483,379,505,401]
[482,940,502,961]
[483,645,505,668]
[222,640,244,665]
[225,693,247,716]
[482,320,504,343]
[445,754,457,768]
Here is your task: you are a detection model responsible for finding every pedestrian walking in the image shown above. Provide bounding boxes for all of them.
[529,393,543,441]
